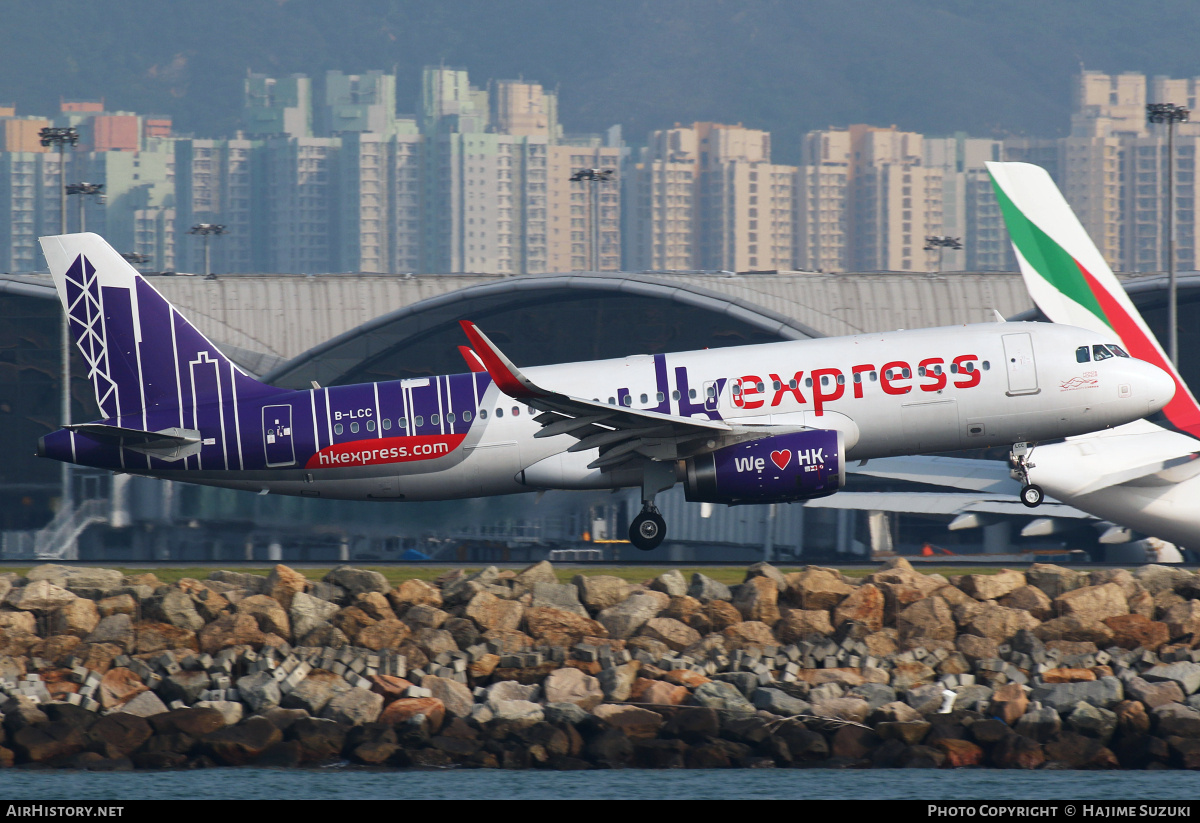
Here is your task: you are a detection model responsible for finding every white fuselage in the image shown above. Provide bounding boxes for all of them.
[161,321,1174,502]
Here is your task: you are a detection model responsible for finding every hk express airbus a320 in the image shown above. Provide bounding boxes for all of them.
[37,234,1175,550]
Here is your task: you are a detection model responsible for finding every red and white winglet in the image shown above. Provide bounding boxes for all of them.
[457,345,487,373]
[458,320,550,400]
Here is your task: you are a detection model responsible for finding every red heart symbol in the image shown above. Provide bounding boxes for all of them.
[770,449,791,470]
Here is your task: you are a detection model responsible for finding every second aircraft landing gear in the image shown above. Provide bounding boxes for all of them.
[1010,441,1043,508]
[630,504,666,551]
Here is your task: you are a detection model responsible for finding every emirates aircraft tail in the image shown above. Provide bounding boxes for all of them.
[986,161,1200,437]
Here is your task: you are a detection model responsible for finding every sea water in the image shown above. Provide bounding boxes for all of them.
[1,768,1199,801]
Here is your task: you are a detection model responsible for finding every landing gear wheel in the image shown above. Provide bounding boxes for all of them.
[1021,484,1044,508]
[630,508,667,551]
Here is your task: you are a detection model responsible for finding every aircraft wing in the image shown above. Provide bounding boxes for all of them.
[803,490,1093,519]
[851,455,1020,494]
[460,321,734,469]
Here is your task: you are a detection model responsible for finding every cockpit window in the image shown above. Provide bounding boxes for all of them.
[1076,346,1090,363]
[1092,344,1115,361]
[1110,344,1131,358]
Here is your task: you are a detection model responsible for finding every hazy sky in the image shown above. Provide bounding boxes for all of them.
[2,0,1197,161]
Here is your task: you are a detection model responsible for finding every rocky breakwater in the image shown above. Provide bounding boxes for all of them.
[5,559,1200,769]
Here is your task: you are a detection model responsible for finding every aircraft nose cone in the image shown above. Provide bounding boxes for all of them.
[1143,361,1177,412]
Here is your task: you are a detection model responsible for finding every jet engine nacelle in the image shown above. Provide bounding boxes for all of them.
[683,429,845,505]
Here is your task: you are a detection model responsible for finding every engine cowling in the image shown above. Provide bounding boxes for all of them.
[684,429,845,505]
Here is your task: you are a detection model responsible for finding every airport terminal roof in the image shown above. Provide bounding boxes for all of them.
[0,269,1043,376]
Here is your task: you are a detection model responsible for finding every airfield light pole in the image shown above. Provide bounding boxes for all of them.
[1147,102,1190,367]
[39,126,79,514]
[570,168,615,271]
[188,223,227,279]
[66,182,104,232]
[923,235,962,274]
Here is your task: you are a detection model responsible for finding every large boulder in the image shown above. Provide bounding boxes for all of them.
[1053,583,1129,624]
[145,588,205,632]
[785,567,852,610]
[357,618,412,651]
[202,716,282,766]
[962,603,1040,641]
[236,594,291,639]
[1031,676,1124,713]
[321,688,384,726]
[421,675,476,718]
[1103,614,1170,650]
[543,667,604,711]
[775,608,834,642]
[524,606,607,646]
[572,575,633,612]
[49,598,100,638]
[529,582,588,616]
[464,591,524,633]
[1162,601,1200,638]
[85,614,134,650]
[197,613,269,654]
[387,579,442,614]
[688,573,733,603]
[896,597,955,645]
[264,565,308,611]
[597,591,669,639]
[1025,563,1085,599]
[7,579,77,611]
[638,617,700,652]
[289,591,341,641]
[1032,616,1114,646]
[721,621,778,650]
[732,576,781,625]
[236,670,282,714]
[958,570,1026,601]
[832,583,884,632]
[998,585,1054,620]
[324,566,389,597]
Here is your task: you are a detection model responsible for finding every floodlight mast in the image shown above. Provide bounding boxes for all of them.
[66,182,104,232]
[188,223,227,279]
[570,168,615,271]
[923,235,962,274]
[39,126,79,514]
[1147,102,1190,366]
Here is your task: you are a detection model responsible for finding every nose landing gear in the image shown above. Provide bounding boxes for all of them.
[1011,441,1044,508]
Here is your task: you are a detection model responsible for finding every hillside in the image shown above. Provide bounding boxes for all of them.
[1,0,1197,162]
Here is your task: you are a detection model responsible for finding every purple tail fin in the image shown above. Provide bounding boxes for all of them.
[40,233,276,426]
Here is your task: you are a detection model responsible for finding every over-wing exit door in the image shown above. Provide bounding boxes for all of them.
[263,405,295,467]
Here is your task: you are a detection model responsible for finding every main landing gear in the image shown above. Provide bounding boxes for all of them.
[1011,441,1044,508]
[630,504,666,551]
[629,460,675,551]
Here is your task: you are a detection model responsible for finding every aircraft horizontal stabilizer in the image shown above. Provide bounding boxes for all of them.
[66,424,201,461]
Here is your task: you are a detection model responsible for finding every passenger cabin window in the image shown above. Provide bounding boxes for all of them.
[1076,346,1091,363]
[479,410,488,420]
[350,422,359,434]
[398,417,408,430]
[414,416,424,427]
[446,412,455,423]
[382,418,392,431]
[463,411,472,422]
[1093,344,1115,361]
[640,393,648,404]
[495,408,504,418]
[334,423,343,435]
[512,407,520,416]
[366,420,375,432]
[430,414,440,425]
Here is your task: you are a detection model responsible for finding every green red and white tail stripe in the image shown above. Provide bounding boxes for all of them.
[987,161,1200,437]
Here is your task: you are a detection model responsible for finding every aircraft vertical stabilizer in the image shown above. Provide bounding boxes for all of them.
[39,233,276,428]
[987,161,1200,436]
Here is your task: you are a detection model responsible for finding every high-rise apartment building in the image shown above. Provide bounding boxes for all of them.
[547,143,621,271]
[244,74,312,138]
[624,123,793,272]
